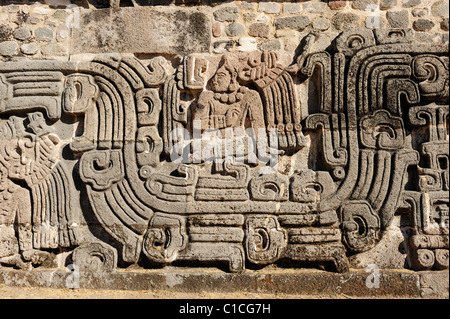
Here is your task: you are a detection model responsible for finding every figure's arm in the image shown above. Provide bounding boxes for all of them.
[194,91,213,131]
[246,90,266,133]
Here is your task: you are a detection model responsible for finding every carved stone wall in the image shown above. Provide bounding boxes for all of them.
[0,0,448,278]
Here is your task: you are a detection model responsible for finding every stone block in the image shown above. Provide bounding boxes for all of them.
[274,15,310,30]
[241,2,255,10]
[20,42,39,55]
[413,19,435,31]
[352,0,379,10]
[213,6,239,22]
[41,43,68,56]
[303,2,326,13]
[0,40,18,56]
[258,2,281,14]
[225,23,245,37]
[283,3,302,14]
[35,27,54,41]
[212,22,222,37]
[13,27,32,40]
[248,22,270,38]
[328,1,347,10]
[380,0,398,9]
[312,17,331,31]
[71,7,211,55]
[402,0,421,8]
[260,39,281,51]
[441,18,449,31]
[387,10,410,28]
[332,12,360,30]
[412,8,429,17]
[0,24,12,41]
[237,37,258,52]
[431,0,449,18]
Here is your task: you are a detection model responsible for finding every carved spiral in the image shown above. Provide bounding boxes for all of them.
[415,249,435,270]
[346,35,365,50]
[143,228,170,263]
[434,249,449,270]
[342,216,380,253]
[139,165,153,179]
[71,242,117,272]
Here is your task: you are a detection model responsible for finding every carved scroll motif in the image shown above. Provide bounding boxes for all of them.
[142,213,188,264]
[245,215,288,264]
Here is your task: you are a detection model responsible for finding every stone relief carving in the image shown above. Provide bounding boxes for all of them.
[0,29,448,273]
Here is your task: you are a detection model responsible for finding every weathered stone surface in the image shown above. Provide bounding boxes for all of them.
[213,6,239,22]
[243,12,257,21]
[34,27,54,41]
[52,9,70,22]
[2,4,19,12]
[349,217,407,269]
[213,40,236,53]
[212,21,222,37]
[303,2,326,13]
[312,17,331,31]
[248,22,270,38]
[332,12,360,30]
[274,15,310,30]
[352,0,379,10]
[420,272,450,298]
[387,10,410,28]
[24,15,42,25]
[56,25,70,42]
[412,8,428,17]
[12,27,31,41]
[241,2,255,10]
[260,39,281,51]
[0,40,18,56]
[441,18,449,31]
[237,37,258,52]
[328,0,348,10]
[283,3,302,14]
[366,15,387,29]
[20,42,38,55]
[381,0,398,9]
[431,0,449,18]
[0,24,12,41]
[3,267,448,298]
[225,23,245,37]
[402,0,421,8]
[41,43,68,56]
[71,7,211,54]
[258,2,281,14]
[413,19,435,31]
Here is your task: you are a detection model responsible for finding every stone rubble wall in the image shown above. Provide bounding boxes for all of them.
[0,1,448,60]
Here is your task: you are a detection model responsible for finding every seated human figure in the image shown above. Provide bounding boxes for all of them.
[192,55,272,166]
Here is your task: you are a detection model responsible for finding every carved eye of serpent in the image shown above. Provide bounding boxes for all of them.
[93,159,113,171]
[143,98,154,114]
[387,30,404,39]
[152,228,171,250]
[347,35,364,49]
[353,216,368,238]
[254,228,270,252]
